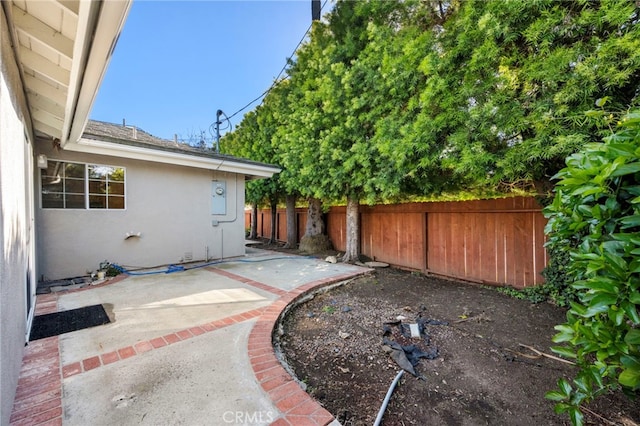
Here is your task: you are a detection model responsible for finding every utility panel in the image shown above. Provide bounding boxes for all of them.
[211,181,226,215]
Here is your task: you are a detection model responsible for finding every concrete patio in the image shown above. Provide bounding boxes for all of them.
[9,248,370,426]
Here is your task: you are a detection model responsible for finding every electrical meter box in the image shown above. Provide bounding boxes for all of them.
[211,181,226,215]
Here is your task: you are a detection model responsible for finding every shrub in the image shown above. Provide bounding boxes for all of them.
[541,246,579,307]
[543,110,640,425]
[492,285,549,304]
[493,246,578,307]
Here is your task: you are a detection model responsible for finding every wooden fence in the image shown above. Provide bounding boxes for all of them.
[245,197,547,289]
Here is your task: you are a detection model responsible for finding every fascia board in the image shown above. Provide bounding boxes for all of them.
[62,0,132,147]
[70,138,280,178]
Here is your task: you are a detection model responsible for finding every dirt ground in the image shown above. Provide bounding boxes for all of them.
[254,243,640,426]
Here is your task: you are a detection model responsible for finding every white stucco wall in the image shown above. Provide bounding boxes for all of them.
[35,142,247,280]
[1,5,35,423]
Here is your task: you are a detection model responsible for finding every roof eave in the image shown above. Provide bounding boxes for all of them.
[70,137,281,178]
[61,0,132,147]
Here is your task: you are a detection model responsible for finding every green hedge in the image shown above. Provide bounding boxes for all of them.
[543,110,640,425]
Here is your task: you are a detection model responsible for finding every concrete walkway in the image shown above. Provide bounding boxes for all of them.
[9,249,370,426]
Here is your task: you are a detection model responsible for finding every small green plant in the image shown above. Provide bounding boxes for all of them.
[321,305,336,314]
[105,264,120,277]
[492,285,548,304]
[543,110,640,425]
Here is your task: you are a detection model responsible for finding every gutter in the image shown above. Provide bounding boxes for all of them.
[69,137,281,178]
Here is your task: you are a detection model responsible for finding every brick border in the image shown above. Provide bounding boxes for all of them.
[246,271,371,426]
[206,267,288,297]
[61,307,266,378]
[10,265,370,426]
[10,294,62,426]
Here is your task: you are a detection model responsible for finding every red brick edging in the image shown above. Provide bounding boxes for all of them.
[246,271,370,426]
[10,294,62,426]
[60,307,266,379]
[10,267,369,426]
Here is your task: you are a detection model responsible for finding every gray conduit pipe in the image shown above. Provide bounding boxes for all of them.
[373,369,404,426]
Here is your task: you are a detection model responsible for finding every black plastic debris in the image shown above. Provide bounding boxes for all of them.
[382,319,401,337]
[383,338,439,372]
[399,323,412,338]
[402,343,439,363]
[382,338,417,376]
[381,311,447,376]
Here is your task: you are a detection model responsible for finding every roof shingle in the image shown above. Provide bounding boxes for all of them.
[82,120,279,170]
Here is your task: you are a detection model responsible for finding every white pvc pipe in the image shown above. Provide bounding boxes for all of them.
[373,369,404,426]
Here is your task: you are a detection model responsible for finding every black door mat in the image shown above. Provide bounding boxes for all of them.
[30,304,111,341]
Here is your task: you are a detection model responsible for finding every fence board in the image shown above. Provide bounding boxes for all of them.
[297,211,307,243]
[277,212,285,241]
[327,210,346,251]
[261,211,272,240]
[246,197,547,288]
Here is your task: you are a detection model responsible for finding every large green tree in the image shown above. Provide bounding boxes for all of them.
[276,0,449,261]
[419,0,640,192]
[273,20,337,252]
[227,0,640,255]
[221,109,283,243]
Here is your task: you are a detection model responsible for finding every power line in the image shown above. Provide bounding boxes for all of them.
[224,0,329,122]
[225,26,309,122]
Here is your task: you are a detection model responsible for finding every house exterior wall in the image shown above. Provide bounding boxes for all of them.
[35,142,246,280]
[1,5,36,423]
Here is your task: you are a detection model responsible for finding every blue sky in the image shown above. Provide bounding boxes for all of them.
[90,1,328,143]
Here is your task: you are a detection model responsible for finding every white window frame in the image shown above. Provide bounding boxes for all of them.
[40,160,126,210]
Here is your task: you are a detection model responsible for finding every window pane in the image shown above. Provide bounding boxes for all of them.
[88,165,111,179]
[89,195,106,209]
[108,196,125,209]
[42,180,63,193]
[65,194,85,209]
[65,178,85,194]
[42,193,63,208]
[65,163,85,179]
[42,162,63,180]
[110,168,125,182]
[108,182,125,195]
[89,180,106,194]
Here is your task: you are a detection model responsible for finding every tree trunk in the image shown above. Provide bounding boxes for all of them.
[304,197,325,236]
[249,202,258,240]
[269,198,278,244]
[342,195,361,263]
[299,197,332,253]
[283,194,298,249]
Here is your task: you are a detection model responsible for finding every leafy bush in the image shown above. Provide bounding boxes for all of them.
[543,110,640,425]
[491,246,578,306]
[541,247,579,307]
